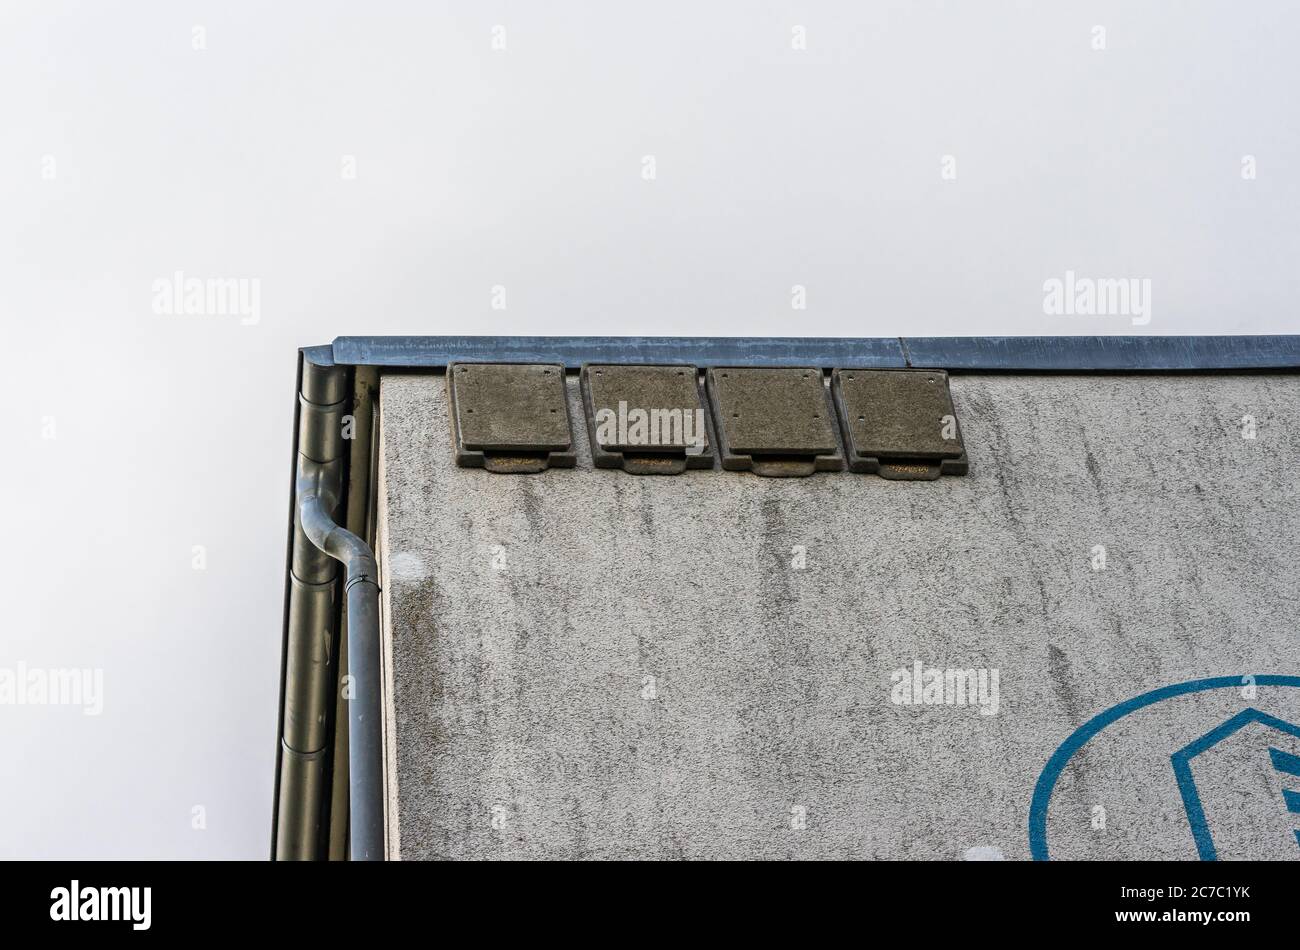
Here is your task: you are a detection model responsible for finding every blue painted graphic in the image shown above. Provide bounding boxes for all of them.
[1029,675,1300,861]
[1272,747,1300,777]
[1171,708,1300,859]
[1272,747,1300,854]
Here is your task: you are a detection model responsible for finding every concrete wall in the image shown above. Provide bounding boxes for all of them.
[376,372,1300,860]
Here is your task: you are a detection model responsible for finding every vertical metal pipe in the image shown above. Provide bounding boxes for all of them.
[275,352,350,860]
[344,565,384,860]
[328,366,380,859]
[275,743,329,860]
[298,471,385,861]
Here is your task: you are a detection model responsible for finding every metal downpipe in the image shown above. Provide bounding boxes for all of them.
[297,465,385,861]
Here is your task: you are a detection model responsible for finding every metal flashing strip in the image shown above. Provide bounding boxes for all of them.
[335,336,904,369]
[331,335,1300,372]
[899,335,1300,371]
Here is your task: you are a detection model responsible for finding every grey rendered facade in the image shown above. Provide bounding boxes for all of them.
[275,336,1300,861]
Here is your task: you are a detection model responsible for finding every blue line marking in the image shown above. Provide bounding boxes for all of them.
[1270,746,1300,777]
[1171,708,1300,860]
[1028,675,1300,861]
[1283,789,1300,815]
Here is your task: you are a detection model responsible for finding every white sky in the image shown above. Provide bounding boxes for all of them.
[1,1,1297,857]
